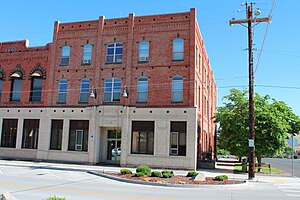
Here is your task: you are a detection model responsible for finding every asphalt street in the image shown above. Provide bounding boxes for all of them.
[263,158,300,178]
[0,164,300,200]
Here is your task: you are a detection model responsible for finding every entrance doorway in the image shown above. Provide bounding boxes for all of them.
[106,129,121,164]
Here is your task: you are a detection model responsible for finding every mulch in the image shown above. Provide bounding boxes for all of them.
[106,173,244,185]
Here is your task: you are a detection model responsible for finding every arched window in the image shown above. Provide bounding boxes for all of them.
[60,46,71,65]
[106,43,123,63]
[137,77,148,103]
[79,79,90,103]
[172,76,183,102]
[10,72,22,102]
[139,41,149,62]
[172,39,184,61]
[82,44,92,64]
[30,71,43,102]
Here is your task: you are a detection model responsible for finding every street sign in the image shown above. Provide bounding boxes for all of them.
[288,137,298,147]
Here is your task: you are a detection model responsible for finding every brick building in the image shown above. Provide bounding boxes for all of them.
[0,8,216,170]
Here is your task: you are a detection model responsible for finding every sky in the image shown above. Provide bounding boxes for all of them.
[1,0,299,116]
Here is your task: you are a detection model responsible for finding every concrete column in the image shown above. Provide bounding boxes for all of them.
[120,106,130,166]
[155,120,168,156]
[61,119,69,151]
[88,107,97,163]
[15,118,24,149]
[0,118,3,145]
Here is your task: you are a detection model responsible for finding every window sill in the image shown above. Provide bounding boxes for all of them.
[59,64,69,67]
[56,101,66,104]
[136,101,148,104]
[172,59,184,62]
[138,60,149,63]
[130,153,154,156]
[67,150,88,153]
[78,101,89,104]
[49,149,62,151]
[105,62,122,65]
[81,62,91,66]
[171,101,183,104]
[102,102,120,105]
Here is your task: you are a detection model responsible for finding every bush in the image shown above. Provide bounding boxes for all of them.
[186,171,198,177]
[151,171,162,177]
[45,196,66,200]
[120,169,132,174]
[162,172,173,178]
[161,170,174,175]
[215,175,228,181]
[136,165,151,176]
[135,172,145,177]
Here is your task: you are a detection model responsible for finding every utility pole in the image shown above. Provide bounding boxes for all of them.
[229,3,270,180]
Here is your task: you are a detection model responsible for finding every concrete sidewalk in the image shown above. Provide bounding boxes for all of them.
[0,159,298,184]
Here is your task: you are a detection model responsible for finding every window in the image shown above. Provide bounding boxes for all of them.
[68,120,89,151]
[172,76,183,103]
[131,121,154,155]
[172,39,184,61]
[22,119,39,149]
[82,44,92,64]
[104,78,121,103]
[137,77,148,103]
[170,121,186,156]
[1,119,18,148]
[50,120,63,150]
[139,41,149,62]
[106,43,123,63]
[30,74,43,102]
[58,80,67,103]
[60,46,70,65]
[10,74,22,102]
[79,79,90,103]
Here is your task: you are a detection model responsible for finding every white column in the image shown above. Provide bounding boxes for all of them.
[61,119,69,152]
[15,118,24,149]
[0,118,3,145]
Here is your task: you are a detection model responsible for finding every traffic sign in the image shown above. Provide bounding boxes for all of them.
[288,137,298,147]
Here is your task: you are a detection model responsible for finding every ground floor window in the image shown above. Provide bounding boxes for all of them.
[131,121,154,155]
[22,119,40,149]
[1,119,18,148]
[170,121,187,156]
[50,120,63,150]
[68,120,89,151]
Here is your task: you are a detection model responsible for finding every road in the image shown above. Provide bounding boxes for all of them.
[263,158,300,178]
[0,164,300,200]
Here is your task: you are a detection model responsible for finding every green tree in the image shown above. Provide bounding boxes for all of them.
[216,89,300,170]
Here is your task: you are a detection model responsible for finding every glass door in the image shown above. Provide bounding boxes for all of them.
[107,129,121,164]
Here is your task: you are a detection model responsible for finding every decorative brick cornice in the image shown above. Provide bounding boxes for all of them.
[28,63,46,80]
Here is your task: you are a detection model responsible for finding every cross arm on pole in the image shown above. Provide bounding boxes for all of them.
[229,17,270,26]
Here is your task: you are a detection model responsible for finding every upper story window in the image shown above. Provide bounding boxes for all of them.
[30,72,43,102]
[58,80,68,103]
[60,46,70,66]
[79,79,90,103]
[172,76,183,103]
[82,44,92,64]
[10,72,22,102]
[104,78,121,103]
[172,39,184,61]
[137,77,148,103]
[139,41,149,62]
[106,43,123,64]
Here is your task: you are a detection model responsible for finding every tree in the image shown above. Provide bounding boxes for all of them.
[216,89,300,170]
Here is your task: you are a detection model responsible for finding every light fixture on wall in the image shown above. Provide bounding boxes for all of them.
[89,86,96,98]
[122,85,128,98]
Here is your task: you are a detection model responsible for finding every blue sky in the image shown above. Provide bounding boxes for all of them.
[1,0,299,116]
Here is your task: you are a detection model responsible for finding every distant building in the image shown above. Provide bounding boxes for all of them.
[0,8,216,170]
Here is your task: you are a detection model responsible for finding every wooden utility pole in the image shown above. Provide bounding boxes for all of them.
[229,3,270,180]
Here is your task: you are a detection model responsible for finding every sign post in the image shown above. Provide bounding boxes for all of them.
[288,136,298,177]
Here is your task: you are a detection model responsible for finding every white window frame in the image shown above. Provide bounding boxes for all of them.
[82,44,92,64]
[58,80,68,103]
[172,76,183,103]
[137,77,148,103]
[60,46,70,65]
[75,130,83,151]
[172,39,184,61]
[139,41,149,62]
[170,132,179,155]
[106,43,123,63]
[104,78,121,102]
[79,79,90,103]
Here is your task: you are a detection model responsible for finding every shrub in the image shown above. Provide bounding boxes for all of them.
[151,171,162,177]
[186,171,198,177]
[135,172,145,177]
[215,175,228,181]
[161,170,174,175]
[45,196,66,200]
[120,169,132,174]
[136,165,151,176]
[162,172,173,178]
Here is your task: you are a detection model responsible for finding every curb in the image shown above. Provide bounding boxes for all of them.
[87,171,249,188]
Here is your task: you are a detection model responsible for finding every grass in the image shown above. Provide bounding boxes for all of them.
[234,162,285,174]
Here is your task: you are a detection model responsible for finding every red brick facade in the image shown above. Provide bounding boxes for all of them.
[0,8,217,166]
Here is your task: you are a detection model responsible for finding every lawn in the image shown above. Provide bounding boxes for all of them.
[234,163,285,174]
